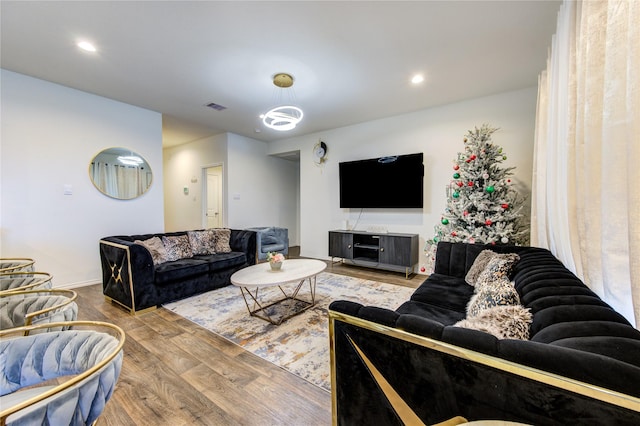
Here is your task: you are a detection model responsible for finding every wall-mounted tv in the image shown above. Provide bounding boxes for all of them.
[339,153,424,208]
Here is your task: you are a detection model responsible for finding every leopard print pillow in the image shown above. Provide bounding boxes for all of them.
[188,230,216,255]
[211,228,232,253]
[465,250,497,286]
[162,235,193,261]
[474,253,520,289]
[466,277,520,317]
[455,304,532,340]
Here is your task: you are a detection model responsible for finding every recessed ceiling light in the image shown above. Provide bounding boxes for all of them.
[411,74,424,84]
[77,41,97,52]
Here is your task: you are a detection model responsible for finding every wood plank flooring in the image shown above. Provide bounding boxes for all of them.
[76,248,424,425]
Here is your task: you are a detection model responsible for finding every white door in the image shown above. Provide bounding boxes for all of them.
[205,166,223,228]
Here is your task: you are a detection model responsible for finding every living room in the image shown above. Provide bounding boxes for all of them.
[2,0,639,424]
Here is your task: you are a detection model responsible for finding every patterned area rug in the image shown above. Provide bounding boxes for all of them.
[164,271,414,391]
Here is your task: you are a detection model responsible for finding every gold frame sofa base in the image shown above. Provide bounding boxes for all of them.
[329,310,640,426]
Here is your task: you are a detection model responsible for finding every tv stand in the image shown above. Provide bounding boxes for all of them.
[328,230,419,279]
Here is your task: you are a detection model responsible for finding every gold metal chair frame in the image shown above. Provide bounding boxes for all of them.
[0,272,53,295]
[0,289,78,334]
[0,258,36,274]
[0,321,126,426]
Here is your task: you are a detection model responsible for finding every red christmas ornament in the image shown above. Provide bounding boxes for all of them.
[470,154,477,160]
[457,181,464,187]
[485,219,493,226]
[451,231,457,237]
[463,210,469,216]
[453,164,460,170]
[465,159,471,163]
[420,266,426,273]
[507,179,512,183]
[501,203,509,209]
[467,181,474,187]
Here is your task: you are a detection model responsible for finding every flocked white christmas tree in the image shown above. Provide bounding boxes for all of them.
[424,124,529,272]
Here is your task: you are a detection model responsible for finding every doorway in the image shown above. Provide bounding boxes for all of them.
[202,165,223,228]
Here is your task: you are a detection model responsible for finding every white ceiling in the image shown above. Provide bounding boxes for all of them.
[0,1,561,148]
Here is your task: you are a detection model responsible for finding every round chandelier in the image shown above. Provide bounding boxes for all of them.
[261,73,304,131]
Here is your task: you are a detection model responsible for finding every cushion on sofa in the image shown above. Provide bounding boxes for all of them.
[410,274,475,313]
[162,235,193,261]
[529,305,632,336]
[531,320,640,344]
[474,253,520,288]
[134,236,168,265]
[187,230,216,255]
[396,300,466,325]
[212,228,232,253]
[464,250,496,285]
[454,304,532,340]
[466,278,520,317]
[154,258,209,285]
[194,252,246,271]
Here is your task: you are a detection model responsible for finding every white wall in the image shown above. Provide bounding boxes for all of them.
[0,70,164,287]
[163,132,299,242]
[163,133,228,231]
[270,87,538,272]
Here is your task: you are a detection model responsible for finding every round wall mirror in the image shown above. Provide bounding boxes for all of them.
[89,147,153,200]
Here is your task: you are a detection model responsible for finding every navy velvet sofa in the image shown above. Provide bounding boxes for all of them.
[99,229,256,314]
[329,242,640,425]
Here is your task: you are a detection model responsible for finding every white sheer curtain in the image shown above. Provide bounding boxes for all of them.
[90,162,146,199]
[532,0,640,327]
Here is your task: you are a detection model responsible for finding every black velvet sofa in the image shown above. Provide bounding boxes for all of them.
[100,229,256,314]
[328,242,640,425]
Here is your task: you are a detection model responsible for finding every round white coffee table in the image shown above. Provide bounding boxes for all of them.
[231,259,326,325]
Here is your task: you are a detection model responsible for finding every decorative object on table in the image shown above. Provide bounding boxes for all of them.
[424,124,529,272]
[267,251,285,271]
[164,272,414,391]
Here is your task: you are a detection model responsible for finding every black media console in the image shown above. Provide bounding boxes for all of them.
[328,230,419,279]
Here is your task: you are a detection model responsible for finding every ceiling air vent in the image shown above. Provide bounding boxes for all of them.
[205,102,227,111]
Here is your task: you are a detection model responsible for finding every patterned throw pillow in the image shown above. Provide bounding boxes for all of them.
[474,253,520,289]
[211,228,232,253]
[162,235,193,261]
[188,230,216,255]
[465,250,497,286]
[134,236,169,265]
[466,277,520,317]
[455,304,533,340]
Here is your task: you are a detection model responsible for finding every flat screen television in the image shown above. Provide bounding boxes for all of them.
[339,153,424,208]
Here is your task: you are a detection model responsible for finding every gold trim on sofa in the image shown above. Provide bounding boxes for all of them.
[328,310,640,425]
[100,239,145,315]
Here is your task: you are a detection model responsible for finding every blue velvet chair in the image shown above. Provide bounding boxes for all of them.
[0,289,78,333]
[0,272,53,294]
[247,227,289,261]
[0,258,35,274]
[0,321,125,425]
